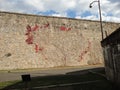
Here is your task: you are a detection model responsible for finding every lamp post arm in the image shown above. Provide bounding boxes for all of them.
[89,1,98,7]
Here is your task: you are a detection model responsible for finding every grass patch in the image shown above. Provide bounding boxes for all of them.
[0,80,19,89]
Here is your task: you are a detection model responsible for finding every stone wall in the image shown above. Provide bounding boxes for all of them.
[0,11,120,70]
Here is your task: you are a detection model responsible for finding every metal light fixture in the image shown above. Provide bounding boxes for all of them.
[89,0,104,40]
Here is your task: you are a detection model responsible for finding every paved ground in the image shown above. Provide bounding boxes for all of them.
[0,65,103,82]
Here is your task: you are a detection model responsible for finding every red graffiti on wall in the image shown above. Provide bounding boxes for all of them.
[25,23,72,54]
[35,44,39,53]
[35,44,44,53]
[78,40,91,62]
[32,24,39,31]
[60,26,66,31]
[25,25,34,44]
[26,25,32,35]
[44,23,50,28]
[26,34,33,44]
[25,24,49,53]
[67,28,71,31]
[60,23,71,31]
[60,26,71,31]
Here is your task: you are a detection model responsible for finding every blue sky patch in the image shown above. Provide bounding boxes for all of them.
[66,10,76,18]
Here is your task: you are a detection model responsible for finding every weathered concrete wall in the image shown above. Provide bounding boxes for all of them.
[0,11,120,70]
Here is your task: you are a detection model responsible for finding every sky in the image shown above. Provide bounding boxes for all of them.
[0,0,120,23]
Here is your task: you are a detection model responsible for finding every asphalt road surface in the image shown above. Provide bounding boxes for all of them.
[0,65,103,82]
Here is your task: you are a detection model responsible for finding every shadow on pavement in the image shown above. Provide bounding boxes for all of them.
[66,67,105,75]
[2,67,115,90]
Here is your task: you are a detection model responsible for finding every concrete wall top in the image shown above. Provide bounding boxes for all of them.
[1,11,120,24]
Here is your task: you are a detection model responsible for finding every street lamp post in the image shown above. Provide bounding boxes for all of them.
[89,0,104,40]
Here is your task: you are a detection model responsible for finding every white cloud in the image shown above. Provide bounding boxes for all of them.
[51,13,67,17]
[24,0,45,11]
[102,15,120,23]
[77,15,120,23]
[101,0,120,17]
[82,15,98,21]
[75,16,82,19]
[0,0,120,23]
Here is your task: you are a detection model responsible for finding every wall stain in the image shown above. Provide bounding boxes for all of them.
[25,24,49,53]
[78,40,91,62]
[60,23,72,31]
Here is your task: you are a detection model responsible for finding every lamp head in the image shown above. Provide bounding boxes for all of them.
[89,5,92,8]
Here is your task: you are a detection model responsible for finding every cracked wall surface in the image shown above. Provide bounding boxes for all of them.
[0,11,120,70]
